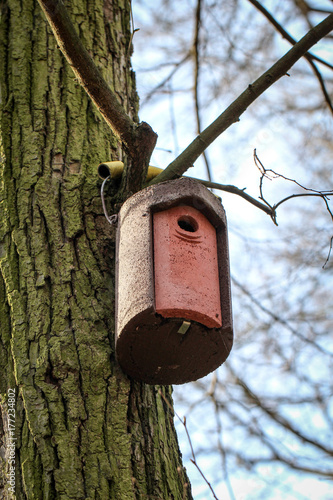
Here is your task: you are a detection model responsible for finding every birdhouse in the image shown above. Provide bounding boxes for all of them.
[115,177,233,384]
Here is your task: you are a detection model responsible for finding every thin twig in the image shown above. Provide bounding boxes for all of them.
[248,0,333,70]
[228,365,333,458]
[232,276,331,355]
[323,236,333,268]
[168,83,180,156]
[274,192,332,212]
[127,0,140,56]
[158,389,220,500]
[254,149,333,224]
[149,13,333,185]
[215,400,333,477]
[254,149,330,194]
[193,0,212,181]
[142,54,191,105]
[253,150,333,263]
[207,374,237,500]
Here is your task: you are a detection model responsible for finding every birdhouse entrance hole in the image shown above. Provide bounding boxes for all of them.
[177,216,198,232]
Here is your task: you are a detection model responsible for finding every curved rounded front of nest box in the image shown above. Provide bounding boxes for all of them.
[115,177,233,385]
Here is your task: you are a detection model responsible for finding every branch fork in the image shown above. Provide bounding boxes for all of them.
[37,0,157,193]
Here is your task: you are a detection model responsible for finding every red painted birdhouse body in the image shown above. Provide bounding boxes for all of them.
[154,205,222,329]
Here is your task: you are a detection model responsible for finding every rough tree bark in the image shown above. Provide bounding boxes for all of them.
[0,0,192,498]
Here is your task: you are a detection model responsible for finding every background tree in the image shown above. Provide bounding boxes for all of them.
[0,0,332,499]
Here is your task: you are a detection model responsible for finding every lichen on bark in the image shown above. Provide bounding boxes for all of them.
[0,0,192,498]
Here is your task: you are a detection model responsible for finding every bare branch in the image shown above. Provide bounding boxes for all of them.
[217,398,333,477]
[142,54,191,105]
[37,0,157,189]
[213,397,333,478]
[307,61,333,113]
[323,236,333,268]
[194,178,275,217]
[248,0,333,70]
[193,0,212,181]
[254,150,333,233]
[231,369,333,457]
[295,0,333,25]
[274,192,333,214]
[232,276,332,355]
[207,374,237,500]
[248,0,333,114]
[149,13,333,185]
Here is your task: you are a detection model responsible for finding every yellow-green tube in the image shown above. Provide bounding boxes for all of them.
[98,161,163,181]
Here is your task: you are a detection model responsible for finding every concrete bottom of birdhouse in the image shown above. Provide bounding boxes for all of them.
[116,309,233,385]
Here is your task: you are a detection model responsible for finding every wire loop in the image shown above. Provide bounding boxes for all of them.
[101,176,118,226]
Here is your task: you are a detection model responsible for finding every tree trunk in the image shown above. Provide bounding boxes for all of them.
[0,1,192,498]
